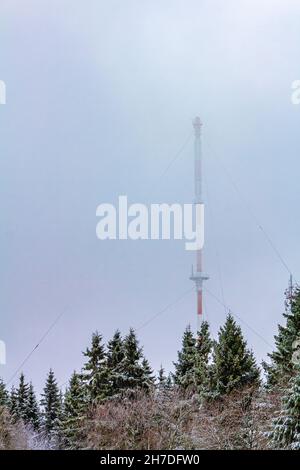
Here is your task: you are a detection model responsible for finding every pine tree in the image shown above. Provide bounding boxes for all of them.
[270,369,300,449]
[62,371,87,449]
[27,383,40,431]
[194,321,213,394]
[106,330,125,396]
[16,373,29,422]
[212,314,260,395]
[82,331,109,402]
[118,328,145,392]
[0,378,8,407]
[173,326,196,390]
[40,369,62,445]
[264,286,300,386]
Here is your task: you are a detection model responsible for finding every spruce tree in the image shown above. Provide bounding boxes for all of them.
[157,366,172,395]
[9,386,19,419]
[194,321,213,395]
[40,369,62,445]
[0,378,8,407]
[212,314,260,395]
[16,373,29,422]
[157,365,168,389]
[270,369,300,449]
[107,330,124,369]
[106,330,125,396]
[118,328,145,392]
[62,371,87,449]
[166,374,173,388]
[82,331,109,402]
[27,383,40,431]
[264,286,300,386]
[140,357,155,391]
[173,326,196,389]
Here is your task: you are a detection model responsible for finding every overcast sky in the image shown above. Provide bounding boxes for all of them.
[1,0,300,393]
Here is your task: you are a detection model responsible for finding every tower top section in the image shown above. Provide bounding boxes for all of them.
[193,116,202,137]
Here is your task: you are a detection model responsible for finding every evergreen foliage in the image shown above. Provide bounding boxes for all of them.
[157,365,168,389]
[157,365,172,395]
[270,369,300,449]
[106,330,125,396]
[9,386,19,420]
[9,375,40,431]
[16,373,29,422]
[0,378,8,407]
[194,321,213,394]
[173,325,196,389]
[27,383,40,431]
[82,332,109,401]
[1,316,285,450]
[62,371,86,449]
[118,328,145,392]
[173,323,213,393]
[40,369,62,444]
[264,286,300,386]
[140,357,155,391]
[212,314,260,395]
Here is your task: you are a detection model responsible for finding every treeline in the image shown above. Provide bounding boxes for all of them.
[0,328,154,448]
[1,285,300,449]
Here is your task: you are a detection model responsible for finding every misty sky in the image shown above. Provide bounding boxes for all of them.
[1,0,300,393]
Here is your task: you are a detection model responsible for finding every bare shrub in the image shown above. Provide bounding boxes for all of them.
[80,386,283,450]
[82,389,198,450]
[0,406,28,450]
[192,386,282,449]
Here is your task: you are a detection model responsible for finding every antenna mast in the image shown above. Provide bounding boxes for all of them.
[190,117,209,331]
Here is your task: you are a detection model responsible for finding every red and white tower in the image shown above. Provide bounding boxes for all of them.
[190,117,209,331]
